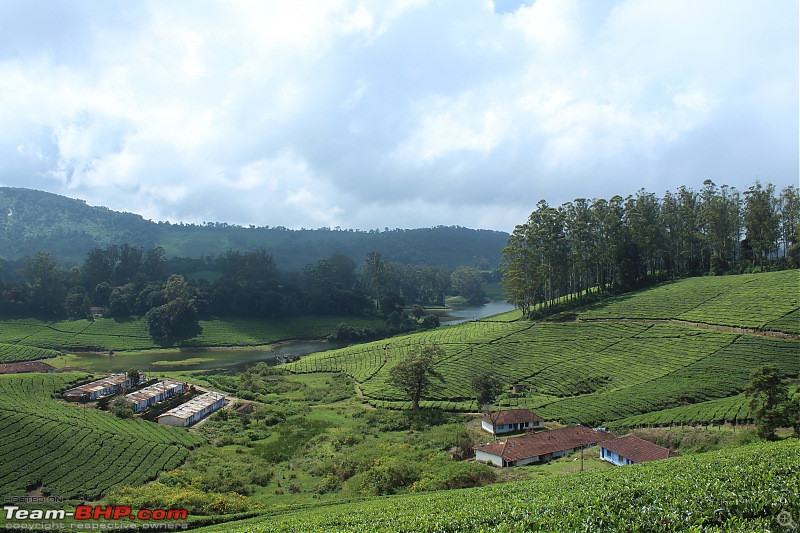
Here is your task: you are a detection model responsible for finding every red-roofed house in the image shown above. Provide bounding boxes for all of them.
[475,425,613,467]
[481,409,544,435]
[600,435,679,466]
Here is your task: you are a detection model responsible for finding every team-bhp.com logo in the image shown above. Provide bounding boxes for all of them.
[4,504,187,527]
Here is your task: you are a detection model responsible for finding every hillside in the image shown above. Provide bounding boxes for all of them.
[0,187,508,270]
[0,372,204,501]
[195,438,800,532]
[287,270,800,426]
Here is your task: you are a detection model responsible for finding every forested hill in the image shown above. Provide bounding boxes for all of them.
[0,187,508,270]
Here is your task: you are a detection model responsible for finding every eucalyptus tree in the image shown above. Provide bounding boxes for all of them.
[743,182,780,268]
[624,190,665,279]
[563,198,593,301]
[501,224,541,316]
[700,181,742,274]
[778,185,799,260]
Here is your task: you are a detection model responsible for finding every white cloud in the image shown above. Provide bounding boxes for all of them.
[0,0,795,232]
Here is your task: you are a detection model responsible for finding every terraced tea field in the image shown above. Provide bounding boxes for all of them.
[577,269,799,329]
[288,270,800,425]
[0,373,204,500]
[196,438,800,533]
[0,315,384,354]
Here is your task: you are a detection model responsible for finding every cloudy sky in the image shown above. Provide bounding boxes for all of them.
[1,0,797,232]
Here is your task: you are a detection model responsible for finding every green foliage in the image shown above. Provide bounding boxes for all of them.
[471,372,503,408]
[288,272,799,427]
[746,365,791,439]
[449,267,485,305]
[195,439,800,532]
[388,345,446,410]
[0,341,60,362]
[110,397,134,419]
[105,482,250,516]
[0,188,507,271]
[607,394,755,430]
[157,447,273,496]
[252,417,334,463]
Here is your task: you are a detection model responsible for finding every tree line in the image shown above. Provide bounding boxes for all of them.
[0,245,488,339]
[503,180,799,317]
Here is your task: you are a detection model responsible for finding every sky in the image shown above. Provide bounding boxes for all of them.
[0,0,797,233]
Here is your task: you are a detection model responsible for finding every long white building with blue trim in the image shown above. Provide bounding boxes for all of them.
[125,380,187,413]
[156,391,226,427]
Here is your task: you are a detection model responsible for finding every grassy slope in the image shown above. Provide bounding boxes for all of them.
[0,315,384,353]
[195,438,800,533]
[0,372,204,501]
[286,270,799,426]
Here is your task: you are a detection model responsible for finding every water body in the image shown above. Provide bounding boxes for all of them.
[68,340,347,374]
[439,300,515,324]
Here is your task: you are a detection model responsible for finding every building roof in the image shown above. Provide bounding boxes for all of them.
[63,373,129,396]
[0,361,56,374]
[157,392,226,422]
[475,425,613,462]
[482,409,544,426]
[125,380,185,404]
[601,435,679,463]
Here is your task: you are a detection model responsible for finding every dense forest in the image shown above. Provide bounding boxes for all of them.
[0,187,507,271]
[503,180,799,316]
[0,244,494,340]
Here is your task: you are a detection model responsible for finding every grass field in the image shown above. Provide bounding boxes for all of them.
[286,270,800,426]
[0,372,204,501]
[194,438,800,533]
[0,315,384,354]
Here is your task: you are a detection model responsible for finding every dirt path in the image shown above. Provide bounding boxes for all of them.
[578,317,799,340]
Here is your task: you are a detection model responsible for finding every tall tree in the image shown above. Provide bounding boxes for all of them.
[388,344,446,411]
[450,267,485,305]
[21,252,66,317]
[364,252,389,311]
[746,365,789,440]
[743,182,780,268]
[778,185,800,260]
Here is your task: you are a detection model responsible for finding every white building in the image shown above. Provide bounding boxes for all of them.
[157,392,226,427]
[63,373,145,401]
[125,380,187,413]
[481,409,544,435]
[475,426,612,467]
[600,435,679,466]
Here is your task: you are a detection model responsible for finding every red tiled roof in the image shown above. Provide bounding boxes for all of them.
[601,435,679,463]
[481,409,544,426]
[475,426,612,462]
[0,361,56,374]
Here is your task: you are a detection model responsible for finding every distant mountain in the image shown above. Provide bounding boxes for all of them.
[0,187,509,271]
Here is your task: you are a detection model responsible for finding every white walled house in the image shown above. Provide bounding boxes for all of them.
[481,409,544,435]
[475,426,612,467]
[600,435,679,466]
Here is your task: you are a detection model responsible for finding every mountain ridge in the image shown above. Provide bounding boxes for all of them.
[0,187,509,270]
